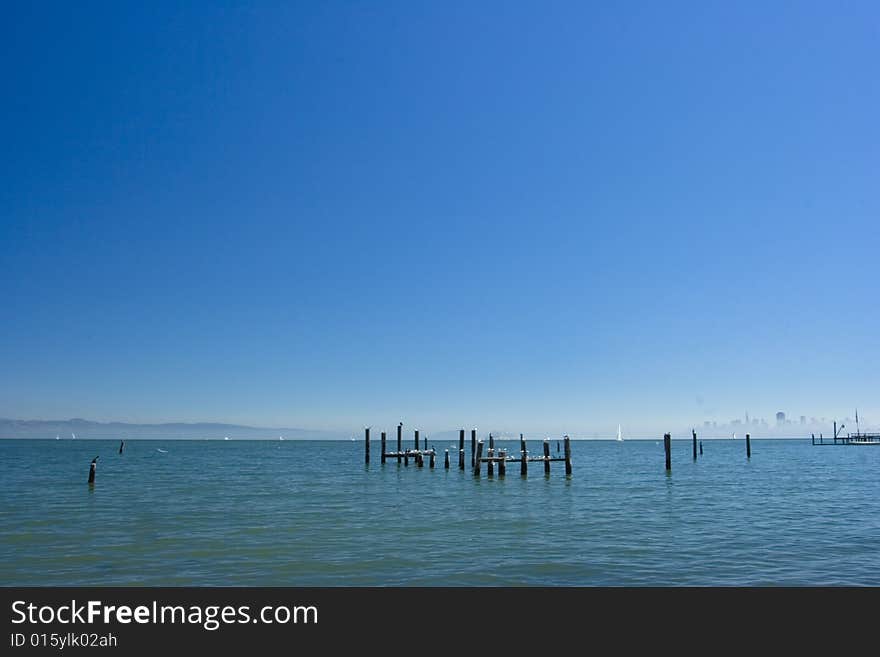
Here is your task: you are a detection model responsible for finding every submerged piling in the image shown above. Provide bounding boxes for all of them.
[543,439,551,475]
[365,427,370,465]
[664,433,671,471]
[429,450,435,468]
[487,447,494,476]
[397,422,403,464]
[564,436,572,476]
[444,449,449,469]
[87,456,98,484]
[520,434,527,476]
[692,429,697,461]
[699,441,703,456]
[812,433,815,446]
[474,440,484,476]
[746,433,751,459]
[381,431,386,464]
[459,429,465,470]
[498,450,506,477]
[415,430,420,451]
[119,440,124,455]
[471,429,476,468]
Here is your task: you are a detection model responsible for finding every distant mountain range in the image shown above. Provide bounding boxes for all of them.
[0,418,349,440]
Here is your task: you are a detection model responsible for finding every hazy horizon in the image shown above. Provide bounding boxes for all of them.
[0,413,872,441]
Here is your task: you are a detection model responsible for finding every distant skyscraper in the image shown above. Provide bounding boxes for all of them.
[776,412,786,426]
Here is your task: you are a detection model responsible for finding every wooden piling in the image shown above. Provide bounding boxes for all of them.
[520,435,527,476]
[664,433,671,471]
[487,447,494,476]
[444,449,449,469]
[474,440,483,476]
[543,439,551,475]
[692,429,697,461]
[87,456,98,484]
[397,422,403,464]
[459,429,465,470]
[415,430,420,451]
[471,429,476,467]
[746,433,751,459]
[564,436,572,476]
[498,450,506,477]
[430,450,435,468]
[381,431,386,464]
[119,440,124,455]
[811,433,815,445]
[489,433,494,450]
[417,451,424,468]
[404,451,409,467]
[699,441,703,456]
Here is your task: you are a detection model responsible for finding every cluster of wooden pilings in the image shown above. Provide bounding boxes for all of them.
[364,425,572,477]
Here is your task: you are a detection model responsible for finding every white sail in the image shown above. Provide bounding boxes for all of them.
[616,425,623,442]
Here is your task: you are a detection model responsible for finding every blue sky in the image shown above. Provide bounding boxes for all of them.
[1,1,877,435]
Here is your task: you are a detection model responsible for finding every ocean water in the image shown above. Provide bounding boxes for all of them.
[1,438,878,586]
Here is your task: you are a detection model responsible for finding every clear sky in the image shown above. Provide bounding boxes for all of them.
[1,1,877,435]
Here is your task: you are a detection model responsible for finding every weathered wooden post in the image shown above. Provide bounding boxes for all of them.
[543,439,551,475]
[498,450,506,477]
[381,431,387,464]
[397,422,403,464]
[811,433,815,445]
[564,435,572,476]
[487,447,494,476]
[820,433,823,444]
[459,429,465,470]
[415,429,420,451]
[699,441,703,456]
[365,427,370,465]
[664,433,671,471]
[746,433,751,459]
[471,429,476,467]
[417,451,424,468]
[430,450,435,468]
[520,434,527,476]
[404,450,409,467]
[119,440,124,455]
[87,456,98,484]
[444,449,449,469]
[489,433,494,450]
[474,440,483,476]
[692,429,697,461]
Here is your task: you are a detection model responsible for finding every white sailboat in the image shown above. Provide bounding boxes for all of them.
[616,425,624,442]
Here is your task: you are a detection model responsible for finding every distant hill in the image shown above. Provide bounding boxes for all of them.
[0,418,349,440]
